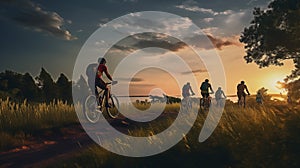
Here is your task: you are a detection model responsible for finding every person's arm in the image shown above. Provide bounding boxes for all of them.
[222,91,226,98]
[209,84,214,93]
[245,85,250,95]
[103,66,113,81]
[189,86,195,95]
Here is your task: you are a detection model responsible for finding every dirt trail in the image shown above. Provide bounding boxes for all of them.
[0,125,95,168]
[0,111,178,168]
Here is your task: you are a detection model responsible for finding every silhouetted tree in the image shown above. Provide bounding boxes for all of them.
[21,72,40,101]
[72,75,89,104]
[0,70,26,101]
[286,79,300,103]
[35,68,58,102]
[56,73,72,103]
[240,0,300,80]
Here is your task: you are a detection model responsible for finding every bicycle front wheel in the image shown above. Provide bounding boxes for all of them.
[84,95,100,123]
[105,94,120,119]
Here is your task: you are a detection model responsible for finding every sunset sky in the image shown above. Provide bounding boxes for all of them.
[0,0,294,97]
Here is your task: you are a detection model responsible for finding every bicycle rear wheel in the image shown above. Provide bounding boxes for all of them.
[105,94,120,119]
[84,95,100,123]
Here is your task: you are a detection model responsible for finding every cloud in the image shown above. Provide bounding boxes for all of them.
[2,0,77,40]
[207,35,242,50]
[181,69,208,75]
[175,4,233,16]
[109,32,187,53]
[185,33,242,50]
[203,18,214,23]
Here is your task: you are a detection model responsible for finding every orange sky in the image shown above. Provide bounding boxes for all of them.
[110,43,294,97]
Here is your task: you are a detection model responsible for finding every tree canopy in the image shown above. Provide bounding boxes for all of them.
[0,68,74,103]
[240,0,300,80]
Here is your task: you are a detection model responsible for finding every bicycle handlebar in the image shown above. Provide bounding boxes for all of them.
[106,81,118,85]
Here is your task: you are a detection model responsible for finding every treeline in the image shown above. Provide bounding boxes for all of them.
[0,68,73,103]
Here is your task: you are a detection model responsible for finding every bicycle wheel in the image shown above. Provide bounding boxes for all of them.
[199,98,204,111]
[105,94,120,119]
[84,95,100,123]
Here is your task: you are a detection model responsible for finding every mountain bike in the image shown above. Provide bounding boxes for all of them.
[181,93,195,109]
[84,82,119,123]
[200,92,213,111]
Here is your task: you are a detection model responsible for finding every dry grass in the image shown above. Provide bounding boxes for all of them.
[0,98,77,150]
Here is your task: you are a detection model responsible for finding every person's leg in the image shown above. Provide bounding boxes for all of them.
[237,92,241,106]
[94,78,102,106]
[98,79,110,107]
[243,93,246,107]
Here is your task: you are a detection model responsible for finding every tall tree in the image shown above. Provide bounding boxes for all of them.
[56,73,72,103]
[240,0,300,80]
[21,72,40,101]
[36,68,57,102]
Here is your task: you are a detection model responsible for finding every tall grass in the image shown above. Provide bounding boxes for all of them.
[0,98,77,150]
[52,100,300,167]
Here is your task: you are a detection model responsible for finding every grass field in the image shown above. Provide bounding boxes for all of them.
[1,97,300,167]
[53,98,300,167]
[0,98,77,150]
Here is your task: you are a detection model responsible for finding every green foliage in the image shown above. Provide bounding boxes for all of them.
[240,0,300,79]
[0,68,73,103]
[0,70,41,102]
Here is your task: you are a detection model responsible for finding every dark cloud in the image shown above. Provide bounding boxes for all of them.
[207,35,241,50]
[181,69,208,75]
[116,77,144,82]
[2,0,77,40]
[185,34,241,50]
[110,32,187,53]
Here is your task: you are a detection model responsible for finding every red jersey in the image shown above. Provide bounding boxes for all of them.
[97,64,112,80]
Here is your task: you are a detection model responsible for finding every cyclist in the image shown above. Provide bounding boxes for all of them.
[237,81,250,107]
[86,63,98,95]
[200,79,214,98]
[215,87,226,107]
[256,91,263,104]
[96,58,115,107]
[182,82,195,98]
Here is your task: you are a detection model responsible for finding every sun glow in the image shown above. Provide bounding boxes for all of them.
[266,74,286,94]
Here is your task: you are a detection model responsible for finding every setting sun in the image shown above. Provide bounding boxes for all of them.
[266,74,286,94]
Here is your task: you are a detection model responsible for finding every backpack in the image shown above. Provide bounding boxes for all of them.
[200,82,209,91]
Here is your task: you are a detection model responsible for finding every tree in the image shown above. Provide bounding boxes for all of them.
[56,73,72,103]
[72,75,89,104]
[21,72,40,101]
[36,68,58,102]
[240,0,300,80]
[286,78,300,103]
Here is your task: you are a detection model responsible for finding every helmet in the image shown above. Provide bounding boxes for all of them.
[205,79,209,82]
[241,81,245,84]
[98,57,106,64]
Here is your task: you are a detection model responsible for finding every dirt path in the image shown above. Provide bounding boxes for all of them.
[0,118,134,168]
[0,124,94,168]
[0,111,178,168]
